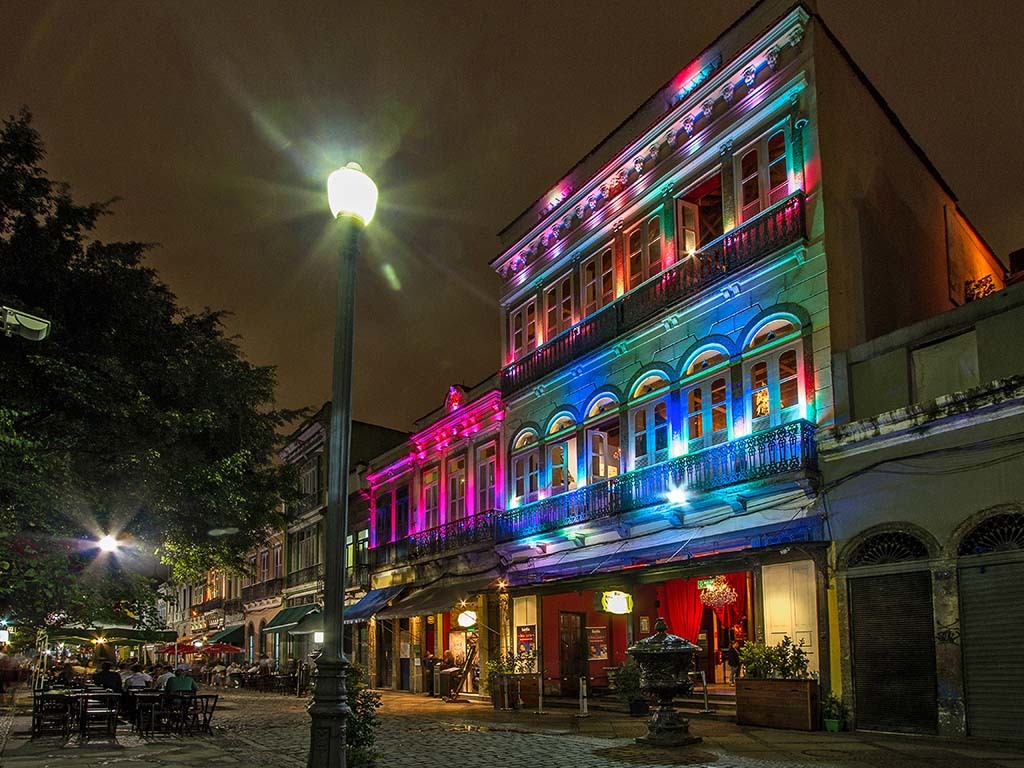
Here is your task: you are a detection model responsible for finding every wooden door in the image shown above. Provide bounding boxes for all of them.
[558,612,586,696]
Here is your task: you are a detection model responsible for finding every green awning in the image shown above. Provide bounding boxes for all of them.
[263,604,320,634]
[209,624,244,644]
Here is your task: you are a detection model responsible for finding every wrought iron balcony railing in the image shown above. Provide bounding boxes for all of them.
[286,564,323,588]
[494,419,817,543]
[287,491,326,518]
[408,510,499,560]
[241,577,283,603]
[502,192,806,396]
[369,421,816,565]
[193,597,223,613]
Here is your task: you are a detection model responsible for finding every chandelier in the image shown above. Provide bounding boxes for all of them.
[699,575,738,609]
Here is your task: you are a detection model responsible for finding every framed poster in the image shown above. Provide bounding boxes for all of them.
[516,625,535,656]
[639,616,650,634]
[587,625,609,661]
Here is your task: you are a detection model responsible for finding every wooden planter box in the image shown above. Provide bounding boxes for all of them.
[490,674,539,709]
[736,679,819,731]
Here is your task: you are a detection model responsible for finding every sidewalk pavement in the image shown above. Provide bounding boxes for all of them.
[2,686,1022,768]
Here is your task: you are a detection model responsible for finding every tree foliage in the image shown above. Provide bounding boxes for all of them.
[0,109,301,630]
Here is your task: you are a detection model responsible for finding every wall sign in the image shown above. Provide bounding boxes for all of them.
[587,626,609,661]
[599,590,633,615]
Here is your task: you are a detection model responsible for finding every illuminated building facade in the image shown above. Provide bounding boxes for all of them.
[359,0,1008,707]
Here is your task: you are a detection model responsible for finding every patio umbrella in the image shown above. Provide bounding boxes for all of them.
[198,643,243,655]
[154,642,197,655]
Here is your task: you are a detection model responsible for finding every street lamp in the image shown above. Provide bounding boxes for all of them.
[97,535,119,553]
[308,162,378,768]
[1,306,50,341]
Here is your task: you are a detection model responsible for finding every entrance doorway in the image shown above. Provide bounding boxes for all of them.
[376,619,394,688]
[558,612,586,696]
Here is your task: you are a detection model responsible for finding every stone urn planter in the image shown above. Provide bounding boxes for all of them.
[626,617,702,746]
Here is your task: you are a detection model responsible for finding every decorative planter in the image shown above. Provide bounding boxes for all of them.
[627,617,702,746]
[823,718,842,732]
[735,679,820,731]
[489,674,539,709]
[628,699,651,717]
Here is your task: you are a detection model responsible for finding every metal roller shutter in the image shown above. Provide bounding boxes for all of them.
[849,571,937,733]
[959,558,1024,739]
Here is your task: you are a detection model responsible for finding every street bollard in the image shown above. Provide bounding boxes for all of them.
[699,670,714,714]
[576,675,589,718]
[534,673,546,715]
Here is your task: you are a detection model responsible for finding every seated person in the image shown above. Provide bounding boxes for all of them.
[226,662,243,688]
[124,664,153,689]
[92,661,123,692]
[164,668,198,695]
[155,665,175,689]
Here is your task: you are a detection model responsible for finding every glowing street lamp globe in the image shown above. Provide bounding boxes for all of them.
[326,163,378,224]
[97,535,119,553]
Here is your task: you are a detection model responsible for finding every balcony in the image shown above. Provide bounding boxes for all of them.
[287,491,326,518]
[368,422,816,566]
[502,192,806,396]
[286,564,323,589]
[347,564,371,590]
[193,597,223,613]
[409,510,498,560]
[223,598,243,615]
[241,577,283,603]
[494,419,817,543]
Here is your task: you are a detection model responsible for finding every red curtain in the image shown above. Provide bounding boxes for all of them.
[655,578,704,643]
[710,572,747,630]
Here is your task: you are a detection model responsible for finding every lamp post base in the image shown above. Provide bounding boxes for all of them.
[307,651,351,768]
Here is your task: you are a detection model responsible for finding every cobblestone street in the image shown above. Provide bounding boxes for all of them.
[3,689,1023,768]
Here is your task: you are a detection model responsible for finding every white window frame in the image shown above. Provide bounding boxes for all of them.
[735,126,790,223]
[475,442,497,513]
[446,455,467,522]
[684,373,730,453]
[744,340,804,434]
[422,467,440,530]
[580,245,615,318]
[544,272,574,340]
[511,449,540,504]
[546,437,577,496]
[629,398,670,470]
[509,298,538,361]
[625,212,664,289]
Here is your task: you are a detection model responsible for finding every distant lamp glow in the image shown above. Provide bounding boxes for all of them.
[313,631,325,644]
[327,162,378,224]
[97,535,119,552]
[95,637,106,645]
[666,484,688,505]
[600,590,633,615]
[193,641,203,649]
[0,629,9,643]
[457,610,477,629]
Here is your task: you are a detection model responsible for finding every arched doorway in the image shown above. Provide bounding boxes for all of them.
[957,511,1024,739]
[845,529,937,733]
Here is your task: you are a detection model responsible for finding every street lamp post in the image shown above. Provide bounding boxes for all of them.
[308,163,378,768]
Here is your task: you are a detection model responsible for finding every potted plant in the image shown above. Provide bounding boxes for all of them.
[735,636,819,730]
[821,692,849,732]
[610,658,649,716]
[486,650,537,709]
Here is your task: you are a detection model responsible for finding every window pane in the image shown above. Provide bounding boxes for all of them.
[711,377,728,432]
[601,250,615,302]
[741,148,758,179]
[648,217,662,274]
[779,350,799,408]
[751,362,770,418]
[768,132,786,162]
[742,177,760,207]
[628,230,643,285]
[633,410,648,459]
[654,401,669,452]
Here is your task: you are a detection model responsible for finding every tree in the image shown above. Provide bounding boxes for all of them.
[0,109,300,630]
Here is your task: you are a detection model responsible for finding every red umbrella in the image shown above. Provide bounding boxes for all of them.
[198,643,243,655]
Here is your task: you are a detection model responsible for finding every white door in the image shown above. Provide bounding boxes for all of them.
[761,561,818,675]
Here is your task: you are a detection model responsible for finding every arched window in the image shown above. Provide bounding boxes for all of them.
[586,395,618,419]
[511,429,540,505]
[631,373,670,400]
[685,348,728,376]
[744,317,804,433]
[546,414,577,496]
[848,531,930,567]
[958,513,1024,556]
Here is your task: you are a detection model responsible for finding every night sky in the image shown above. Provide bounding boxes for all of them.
[3,1,1022,431]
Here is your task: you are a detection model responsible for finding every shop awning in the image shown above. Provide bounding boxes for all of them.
[376,575,498,620]
[209,624,244,644]
[344,586,407,624]
[263,604,320,634]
